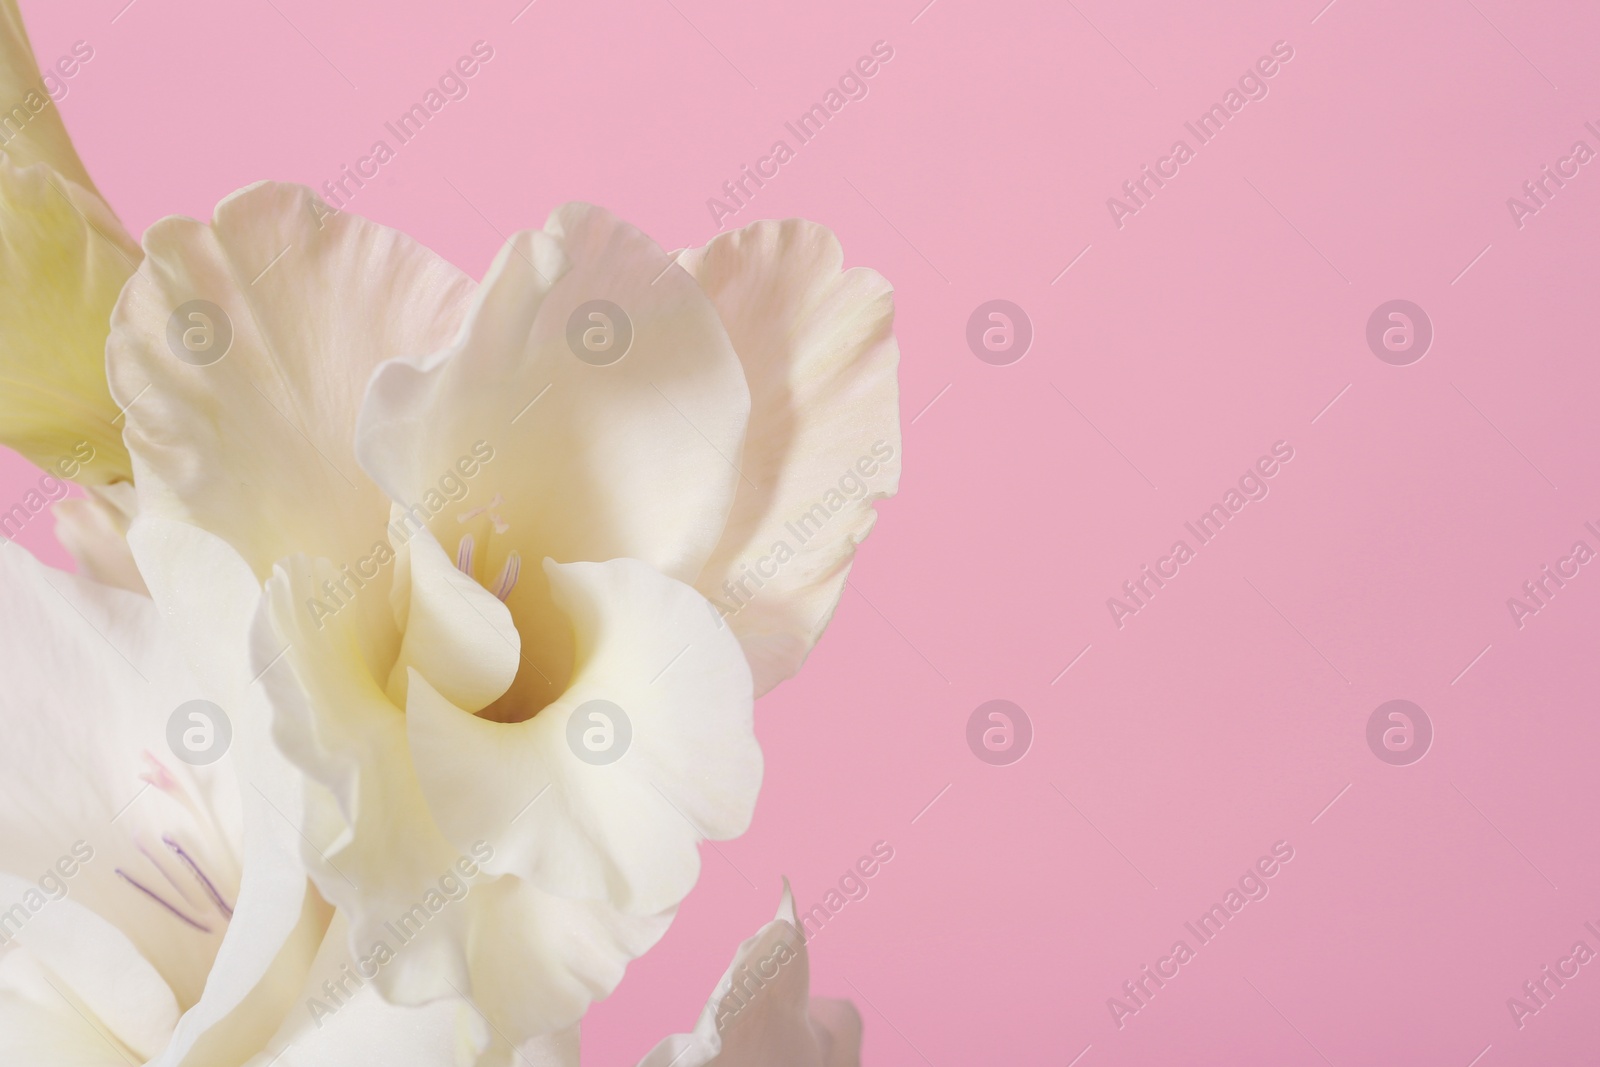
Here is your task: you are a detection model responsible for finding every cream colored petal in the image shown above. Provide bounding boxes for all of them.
[356,203,750,715]
[156,884,332,1067]
[460,878,671,1046]
[0,539,332,1067]
[359,202,748,580]
[0,872,179,1060]
[256,552,450,926]
[0,2,135,483]
[472,1027,579,1067]
[384,525,520,714]
[256,552,677,1046]
[0,945,145,1065]
[246,910,482,1067]
[0,530,348,1067]
[637,881,861,1067]
[53,481,145,593]
[124,518,340,1067]
[106,180,474,583]
[680,220,901,695]
[406,558,761,916]
[126,515,264,698]
[257,549,488,1025]
[803,999,862,1067]
[0,540,237,1006]
[0,0,96,188]
[0,158,137,484]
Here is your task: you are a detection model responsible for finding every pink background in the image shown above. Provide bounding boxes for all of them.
[8,0,1600,1062]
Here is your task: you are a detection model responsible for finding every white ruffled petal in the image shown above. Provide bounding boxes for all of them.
[107,181,474,582]
[681,220,901,695]
[406,558,760,915]
[637,882,861,1067]
[0,872,179,1060]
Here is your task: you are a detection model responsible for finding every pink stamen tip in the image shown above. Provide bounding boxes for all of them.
[139,752,181,795]
[457,493,507,525]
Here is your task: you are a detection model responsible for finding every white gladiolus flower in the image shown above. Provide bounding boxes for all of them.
[102,181,900,1045]
[0,544,498,1066]
[0,0,900,1055]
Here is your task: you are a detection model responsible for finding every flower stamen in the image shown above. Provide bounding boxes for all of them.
[493,551,522,602]
[115,869,212,933]
[458,494,510,534]
[139,753,181,796]
[136,840,205,912]
[164,836,235,919]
